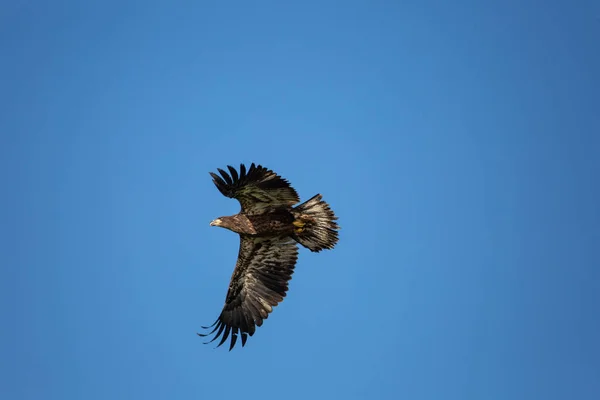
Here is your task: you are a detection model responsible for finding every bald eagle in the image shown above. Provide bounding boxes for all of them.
[198,163,339,350]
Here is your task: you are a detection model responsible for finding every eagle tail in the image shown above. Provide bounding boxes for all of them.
[292,194,339,252]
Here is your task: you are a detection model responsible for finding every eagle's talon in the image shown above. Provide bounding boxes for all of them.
[292,220,305,228]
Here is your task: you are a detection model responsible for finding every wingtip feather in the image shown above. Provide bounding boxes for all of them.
[227,165,239,181]
[217,168,233,185]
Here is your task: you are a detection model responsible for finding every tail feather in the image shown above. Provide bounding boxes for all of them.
[292,194,339,252]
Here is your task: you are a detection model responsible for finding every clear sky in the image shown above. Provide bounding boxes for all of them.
[1,1,599,399]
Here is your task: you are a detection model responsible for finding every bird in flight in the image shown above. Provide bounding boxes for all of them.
[198,163,339,350]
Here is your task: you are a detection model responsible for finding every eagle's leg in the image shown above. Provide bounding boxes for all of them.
[292,219,305,233]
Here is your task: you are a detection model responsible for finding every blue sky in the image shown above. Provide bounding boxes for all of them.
[1,1,599,399]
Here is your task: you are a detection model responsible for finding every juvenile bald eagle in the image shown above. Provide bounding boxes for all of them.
[198,163,339,350]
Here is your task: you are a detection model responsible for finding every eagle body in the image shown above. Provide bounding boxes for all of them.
[199,163,339,350]
[211,209,295,236]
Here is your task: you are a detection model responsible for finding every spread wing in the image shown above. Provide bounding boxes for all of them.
[198,235,299,350]
[209,163,300,214]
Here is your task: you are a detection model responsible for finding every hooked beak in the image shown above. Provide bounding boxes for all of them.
[210,218,222,227]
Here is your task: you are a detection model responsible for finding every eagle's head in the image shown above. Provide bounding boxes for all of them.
[210,215,254,235]
[210,216,237,231]
[209,218,223,227]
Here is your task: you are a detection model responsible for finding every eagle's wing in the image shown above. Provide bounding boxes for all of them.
[198,235,299,350]
[209,163,300,214]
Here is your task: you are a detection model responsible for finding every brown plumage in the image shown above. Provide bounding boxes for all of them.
[198,163,340,350]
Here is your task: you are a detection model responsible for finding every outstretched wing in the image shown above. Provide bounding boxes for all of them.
[198,236,299,350]
[209,163,300,214]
